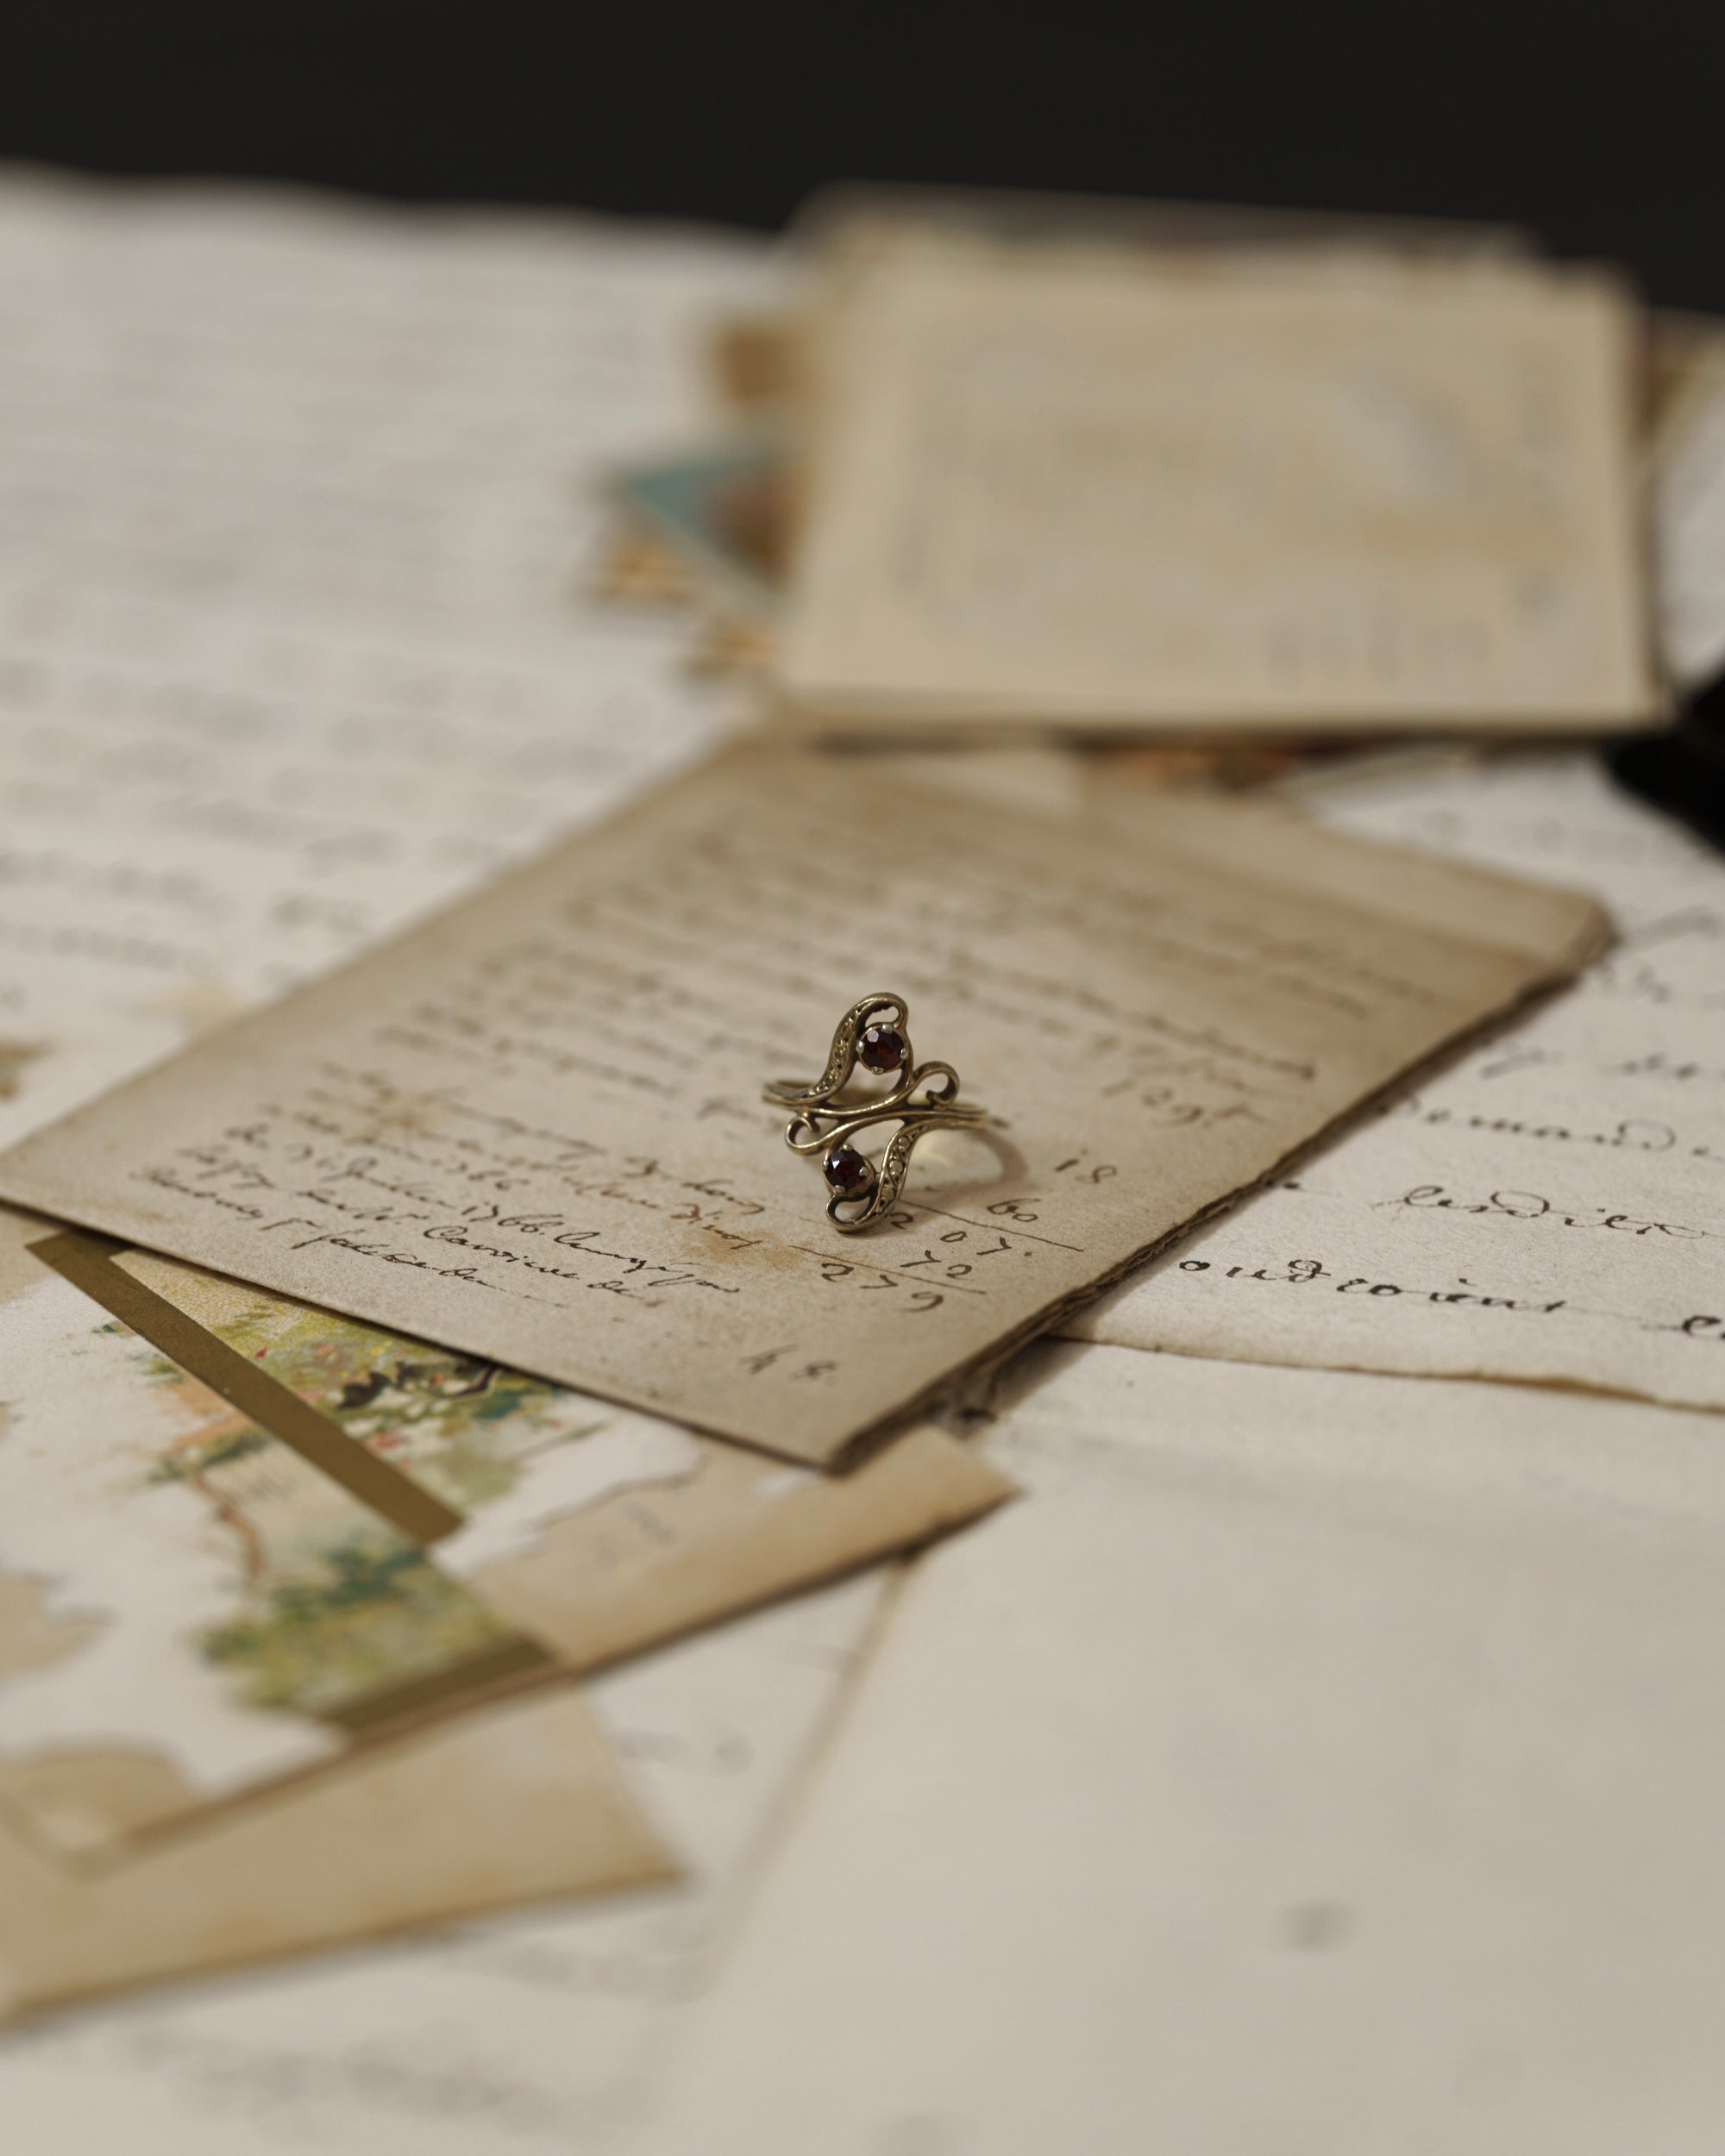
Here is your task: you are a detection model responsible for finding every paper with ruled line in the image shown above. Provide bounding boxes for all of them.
[0,746,1606,1463]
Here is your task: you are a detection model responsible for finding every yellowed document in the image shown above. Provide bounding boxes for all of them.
[0,749,1604,1463]
[643,1342,1725,2154]
[780,250,1655,736]
[0,1682,670,2024]
[710,185,1535,422]
[1074,750,1725,1412]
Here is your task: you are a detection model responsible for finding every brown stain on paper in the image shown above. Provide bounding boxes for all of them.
[0,1040,45,1101]
[0,1570,108,1683]
[0,1745,205,1856]
[0,1206,61,1307]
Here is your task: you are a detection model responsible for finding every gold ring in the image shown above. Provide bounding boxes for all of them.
[765,993,990,1232]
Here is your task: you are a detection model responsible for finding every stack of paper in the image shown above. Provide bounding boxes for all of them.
[3,169,1725,2153]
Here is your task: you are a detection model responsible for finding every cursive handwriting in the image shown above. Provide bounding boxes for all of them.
[1376,1184,1710,1239]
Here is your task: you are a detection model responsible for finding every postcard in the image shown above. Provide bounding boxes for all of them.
[0,748,1606,1463]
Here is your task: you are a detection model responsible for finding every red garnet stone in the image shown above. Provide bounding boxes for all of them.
[857,1023,908,1074]
[823,1144,875,1196]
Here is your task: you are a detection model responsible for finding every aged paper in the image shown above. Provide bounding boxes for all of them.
[0,1680,671,2025]
[1072,751,1725,1413]
[707,186,1534,424]
[779,249,1654,736]
[643,1342,1725,2153]
[0,1574,888,2152]
[0,749,1605,1462]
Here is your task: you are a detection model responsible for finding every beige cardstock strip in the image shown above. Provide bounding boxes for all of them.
[0,1684,673,2024]
[0,747,1607,1464]
[31,1231,466,1544]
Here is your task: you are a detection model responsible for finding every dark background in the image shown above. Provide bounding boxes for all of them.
[1,2,1720,307]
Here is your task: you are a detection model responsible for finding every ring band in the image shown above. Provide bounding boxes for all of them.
[765,993,990,1232]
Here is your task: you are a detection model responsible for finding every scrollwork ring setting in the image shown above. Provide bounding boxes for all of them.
[765,993,991,1232]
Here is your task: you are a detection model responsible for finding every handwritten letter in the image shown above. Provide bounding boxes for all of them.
[0,749,1603,1462]
[1076,751,1725,1412]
